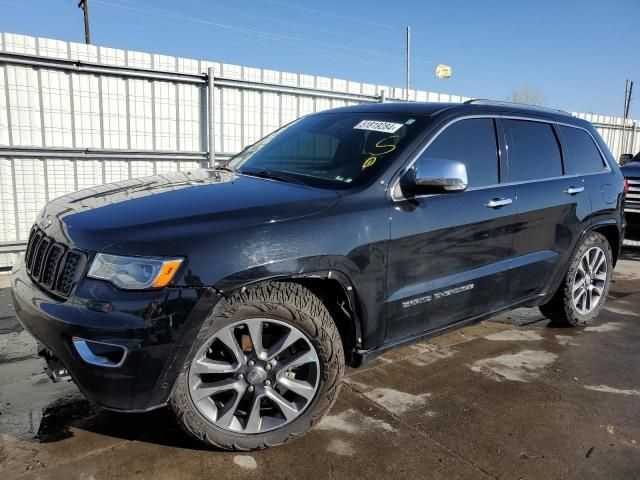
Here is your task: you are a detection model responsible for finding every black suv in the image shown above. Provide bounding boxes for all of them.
[11,100,626,450]
[621,152,640,239]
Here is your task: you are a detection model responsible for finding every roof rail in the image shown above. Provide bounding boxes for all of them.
[463,99,571,116]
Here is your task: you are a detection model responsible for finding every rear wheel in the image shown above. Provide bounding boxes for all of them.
[539,232,612,326]
[170,282,344,450]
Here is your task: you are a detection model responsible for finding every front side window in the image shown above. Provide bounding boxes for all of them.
[421,118,499,188]
[505,119,562,181]
[559,125,607,175]
[229,113,429,189]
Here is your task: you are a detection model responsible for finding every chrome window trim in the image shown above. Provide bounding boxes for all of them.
[390,114,611,202]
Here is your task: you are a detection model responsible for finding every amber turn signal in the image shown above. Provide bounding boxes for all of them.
[152,259,183,288]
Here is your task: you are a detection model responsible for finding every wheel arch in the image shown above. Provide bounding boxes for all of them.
[590,221,621,266]
[215,269,366,367]
[541,219,621,306]
[288,271,363,366]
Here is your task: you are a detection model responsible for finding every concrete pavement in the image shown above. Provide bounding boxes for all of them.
[1,248,639,479]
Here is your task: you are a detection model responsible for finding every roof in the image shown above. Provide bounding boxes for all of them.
[327,101,584,125]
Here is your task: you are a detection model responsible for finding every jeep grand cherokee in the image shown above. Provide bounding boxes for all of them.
[11,100,626,450]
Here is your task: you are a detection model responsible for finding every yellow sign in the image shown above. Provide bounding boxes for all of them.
[435,64,452,79]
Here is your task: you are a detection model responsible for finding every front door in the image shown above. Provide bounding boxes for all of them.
[386,117,516,342]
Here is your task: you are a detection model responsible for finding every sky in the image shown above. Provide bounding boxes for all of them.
[1,0,638,118]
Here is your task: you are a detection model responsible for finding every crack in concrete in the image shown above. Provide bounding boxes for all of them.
[344,383,500,480]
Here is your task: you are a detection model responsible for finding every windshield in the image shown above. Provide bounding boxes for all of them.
[228,112,428,189]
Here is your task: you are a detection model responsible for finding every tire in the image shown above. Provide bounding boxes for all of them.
[170,281,344,450]
[539,231,613,326]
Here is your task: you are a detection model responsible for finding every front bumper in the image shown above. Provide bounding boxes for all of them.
[11,259,220,412]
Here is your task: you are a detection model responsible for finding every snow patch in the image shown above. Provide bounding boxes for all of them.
[362,388,431,415]
[555,335,578,346]
[326,439,356,456]
[603,304,638,316]
[316,409,397,434]
[406,346,456,367]
[233,455,257,470]
[584,385,640,397]
[484,330,543,342]
[584,322,623,332]
[471,350,558,382]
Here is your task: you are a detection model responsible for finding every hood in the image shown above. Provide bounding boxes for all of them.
[42,169,339,253]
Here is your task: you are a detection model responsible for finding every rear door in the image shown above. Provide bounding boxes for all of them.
[386,117,516,341]
[504,118,591,302]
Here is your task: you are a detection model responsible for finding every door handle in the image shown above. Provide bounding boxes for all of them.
[565,186,585,195]
[485,198,513,208]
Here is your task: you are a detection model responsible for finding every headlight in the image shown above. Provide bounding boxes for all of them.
[87,254,183,290]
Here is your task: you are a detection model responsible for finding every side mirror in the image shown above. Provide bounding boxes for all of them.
[400,157,468,196]
[619,154,633,166]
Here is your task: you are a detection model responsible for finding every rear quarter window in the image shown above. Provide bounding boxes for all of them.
[505,119,562,182]
[559,125,607,175]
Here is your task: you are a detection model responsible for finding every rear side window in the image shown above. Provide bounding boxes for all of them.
[423,118,499,188]
[559,125,607,175]
[505,120,562,181]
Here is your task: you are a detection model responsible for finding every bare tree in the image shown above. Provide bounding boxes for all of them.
[509,85,546,106]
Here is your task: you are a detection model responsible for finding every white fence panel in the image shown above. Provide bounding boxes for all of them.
[0,32,638,269]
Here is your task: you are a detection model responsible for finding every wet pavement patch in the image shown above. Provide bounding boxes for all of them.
[35,397,97,443]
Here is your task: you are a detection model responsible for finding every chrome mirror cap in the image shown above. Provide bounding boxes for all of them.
[401,157,468,196]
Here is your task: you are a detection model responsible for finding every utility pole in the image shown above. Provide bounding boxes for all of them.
[625,80,633,118]
[622,79,634,155]
[78,0,91,44]
[405,26,411,101]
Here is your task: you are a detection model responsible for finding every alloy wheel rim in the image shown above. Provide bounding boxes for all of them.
[572,246,607,315]
[188,318,320,434]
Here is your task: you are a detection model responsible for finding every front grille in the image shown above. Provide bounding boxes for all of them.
[626,177,640,213]
[25,227,86,299]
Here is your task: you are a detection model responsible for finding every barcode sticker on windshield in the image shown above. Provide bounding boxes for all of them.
[353,120,403,134]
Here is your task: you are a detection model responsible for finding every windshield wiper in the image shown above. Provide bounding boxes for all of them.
[239,169,306,185]
[212,164,235,173]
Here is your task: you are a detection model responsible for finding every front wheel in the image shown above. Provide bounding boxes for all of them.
[539,231,613,326]
[170,282,344,450]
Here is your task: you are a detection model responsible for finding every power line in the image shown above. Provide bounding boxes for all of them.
[101,0,409,62]
[91,0,401,71]
[103,0,438,65]
[184,0,399,49]
[260,0,402,31]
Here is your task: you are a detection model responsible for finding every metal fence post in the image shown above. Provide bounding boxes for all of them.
[379,90,386,103]
[207,67,216,167]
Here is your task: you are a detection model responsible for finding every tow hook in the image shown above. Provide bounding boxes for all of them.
[37,343,72,382]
